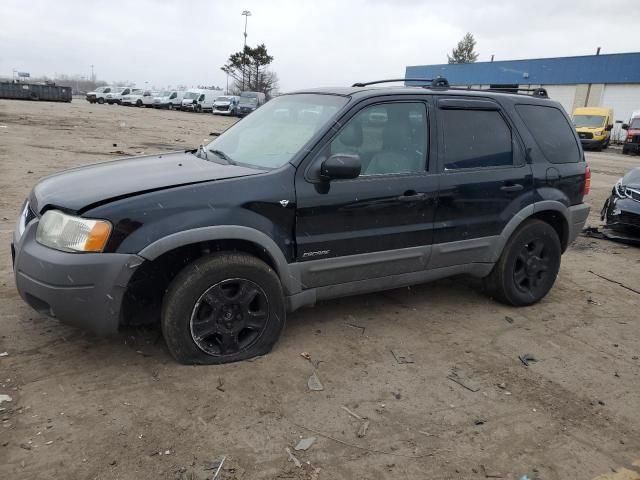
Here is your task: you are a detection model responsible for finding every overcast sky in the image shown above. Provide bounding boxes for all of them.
[1,0,638,91]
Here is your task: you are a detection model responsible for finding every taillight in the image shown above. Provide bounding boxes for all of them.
[583,164,591,196]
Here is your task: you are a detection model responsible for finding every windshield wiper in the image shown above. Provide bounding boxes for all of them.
[208,149,237,165]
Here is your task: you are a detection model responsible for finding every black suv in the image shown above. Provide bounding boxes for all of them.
[12,79,591,364]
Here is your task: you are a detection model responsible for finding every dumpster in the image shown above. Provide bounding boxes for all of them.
[0,82,72,102]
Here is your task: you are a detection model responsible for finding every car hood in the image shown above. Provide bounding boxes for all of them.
[30,151,264,214]
[622,167,640,189]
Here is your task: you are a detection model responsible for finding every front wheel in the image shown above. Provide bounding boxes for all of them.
[162,253,286,365]
[97,98,104,104]
[484,220,561,306]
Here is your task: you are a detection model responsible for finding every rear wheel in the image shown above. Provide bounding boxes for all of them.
[161,253,286,365]
[97,98,104,104]
[484,220,561,306]
[136,100,142,107]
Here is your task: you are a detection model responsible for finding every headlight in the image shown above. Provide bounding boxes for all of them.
[614,179,627,198]
[36,210,112,253]
[594,131,603,136]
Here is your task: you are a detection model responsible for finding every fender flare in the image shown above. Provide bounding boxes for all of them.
[137,226,300,294]
[491,201,570,261]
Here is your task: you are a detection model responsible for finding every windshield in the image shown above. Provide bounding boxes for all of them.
[114,87,126,93]
[241,92,259,98]
[205,94,348,169]
[184,92,199,99]
[158,90,170,97]
[95,87,106,93]
[573,115,605,128]
[131,89,143,95]
[216,96,231,102]
[630,118,640,129]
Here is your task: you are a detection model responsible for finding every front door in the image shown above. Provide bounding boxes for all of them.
[294,98,440,288]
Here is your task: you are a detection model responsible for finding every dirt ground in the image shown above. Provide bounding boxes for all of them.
[1,99,639,480]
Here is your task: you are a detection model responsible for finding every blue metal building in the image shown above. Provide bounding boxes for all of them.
[405,52,640,122]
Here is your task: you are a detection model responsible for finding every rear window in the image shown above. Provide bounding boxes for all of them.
[516,105,581,164]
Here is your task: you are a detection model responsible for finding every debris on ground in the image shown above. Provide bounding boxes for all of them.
[587,297,602,306]
[216,378,225,392]
[109,150,126,155]
[391,349,415,364]
[589,270,640,295]
[480,464,503,478]
[497,382,507,389]
[0,394,12,404]
[294,436,317,451]
[285,447,302,468]
[447,372,480,392]
[357,420,370,438]
[519,354,538,367]
[300,352,311,361]
[307,371,324,391]
[203,456,226,479]
[0,352,7,357]
[504,316,514,324]
[341,406,363,421]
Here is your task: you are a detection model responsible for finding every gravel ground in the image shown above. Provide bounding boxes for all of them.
[0,99,639,480]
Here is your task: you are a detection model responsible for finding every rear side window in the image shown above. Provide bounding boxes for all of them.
[516,105,581,164]
[440,110,513,170]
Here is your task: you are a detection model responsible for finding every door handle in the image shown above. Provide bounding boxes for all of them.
[397,192,427,202]
[500,184,524,192]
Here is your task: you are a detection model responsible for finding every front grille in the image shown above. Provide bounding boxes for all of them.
[215,106,229,111]
[579,132,593,139]
[627,188,640,202]
[617,212,640,228]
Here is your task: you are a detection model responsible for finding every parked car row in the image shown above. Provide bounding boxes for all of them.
[85,86,267,116]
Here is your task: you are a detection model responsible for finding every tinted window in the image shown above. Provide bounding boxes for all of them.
[516,105,581,164]
[441,109,512,170]
[330,102,428,176]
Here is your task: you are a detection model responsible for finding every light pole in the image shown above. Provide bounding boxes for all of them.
[241,10,251,91]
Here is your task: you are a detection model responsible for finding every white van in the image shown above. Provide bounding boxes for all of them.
[153,90,184,110]
[180,89,222,113]
[105,86,133,105]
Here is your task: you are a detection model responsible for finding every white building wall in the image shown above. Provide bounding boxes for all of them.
[601,84,640,123]
[542,85,577,114]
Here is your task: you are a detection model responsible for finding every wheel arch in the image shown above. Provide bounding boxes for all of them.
[120,227,299,328]
[494,201,570,261]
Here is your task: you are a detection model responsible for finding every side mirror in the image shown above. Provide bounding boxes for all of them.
[320,154,361,180]
[622,124,629,130]
[605,124,613,131]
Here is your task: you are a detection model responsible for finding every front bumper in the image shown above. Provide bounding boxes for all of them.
[12,221,143,335]
[602,195,640,233]
[622,143,640,154]
[86,95,96,103]
[580,138,606,149]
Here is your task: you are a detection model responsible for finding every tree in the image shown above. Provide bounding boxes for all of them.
[221,43,278,97]
[447,33,479,64]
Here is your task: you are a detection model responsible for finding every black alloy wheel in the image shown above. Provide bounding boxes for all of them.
[190,278,269,356]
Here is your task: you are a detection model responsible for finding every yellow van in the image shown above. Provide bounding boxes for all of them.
[572,107,614,150]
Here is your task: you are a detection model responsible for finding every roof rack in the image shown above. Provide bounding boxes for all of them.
[351,77,550,99]
[351,78,448,89]
[486,86,549,98]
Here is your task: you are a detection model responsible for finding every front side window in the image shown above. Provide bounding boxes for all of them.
[517,104,581,164]
[328,102,428,176]
[441,109,513,170]
[205,94,348,169]
[629,118,640,129]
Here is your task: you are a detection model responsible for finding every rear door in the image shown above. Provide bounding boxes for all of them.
[431,97,533,268]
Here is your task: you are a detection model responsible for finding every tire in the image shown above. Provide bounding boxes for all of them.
[161,252,286,365]
[97,98,104,104]
[167,103,173,110]
[195,104,202,113]
[484,219,561,306]
[136,100,142,107]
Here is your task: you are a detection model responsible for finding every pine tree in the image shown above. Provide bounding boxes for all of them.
[447,33,479,64]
